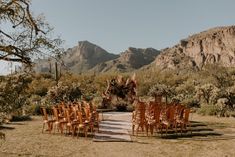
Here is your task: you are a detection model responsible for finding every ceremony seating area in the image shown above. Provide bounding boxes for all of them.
[132,99,192,136]
[40,101,99,138]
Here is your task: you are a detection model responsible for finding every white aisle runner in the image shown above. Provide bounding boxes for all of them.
[93,112,132,142]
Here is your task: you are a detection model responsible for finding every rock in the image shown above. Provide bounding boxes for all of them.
[153,25,235,69]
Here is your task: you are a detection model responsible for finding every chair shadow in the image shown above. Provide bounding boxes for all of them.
[7,122,25,125]
[131,120,230,140]
[0,125,15,130]
[93,135,132,142]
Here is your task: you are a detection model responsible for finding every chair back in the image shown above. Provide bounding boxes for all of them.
[40,107,48,121]
[183,108,191,123]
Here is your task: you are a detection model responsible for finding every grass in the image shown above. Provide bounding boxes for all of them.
[0,114,235,157]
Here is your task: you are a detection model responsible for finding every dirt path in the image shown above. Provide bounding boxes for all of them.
[1,113,235,157]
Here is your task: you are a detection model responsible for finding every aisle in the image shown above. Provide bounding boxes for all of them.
[93,112,132,142]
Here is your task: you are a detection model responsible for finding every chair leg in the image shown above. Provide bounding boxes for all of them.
[180,123,183,135]
[132,125,135,136]
[189,123,192,134]
[150,125,154,136]
[53,124,57,134]
[160,124,163,136]
[48,122,53,133]
[146,124,149,136]
[42,123,45,133]
[136,126,140,136]
[77,128,80,138]
[166,125,168,135]
[84,126,88,138]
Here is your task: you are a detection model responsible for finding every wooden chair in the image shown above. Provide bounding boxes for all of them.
[51,106,67,134]
[132,100,147,136]
[154,102,162,134]
[64,108,79,136]
[40,107,55,133]
[146,101,156,136]
[178,108,192,134]
[161,105,177,135]
[76,110,88,138]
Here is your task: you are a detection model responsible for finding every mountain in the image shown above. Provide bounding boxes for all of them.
[91,47,160,72]
[34,41,160,74]
[152,26,235,70]
[34,25,235,74]
[62,41,119,73]
[34,41,119,73]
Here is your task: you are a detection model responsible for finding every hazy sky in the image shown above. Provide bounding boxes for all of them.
[1,0,235,74]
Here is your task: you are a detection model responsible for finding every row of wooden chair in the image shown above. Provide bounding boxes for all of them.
[132,99,192,136]
[40,101,99,138]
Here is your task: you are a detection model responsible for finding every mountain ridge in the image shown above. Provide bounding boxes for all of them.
[34,25,235,74]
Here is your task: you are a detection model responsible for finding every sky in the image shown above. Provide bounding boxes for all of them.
[1,0,235,74]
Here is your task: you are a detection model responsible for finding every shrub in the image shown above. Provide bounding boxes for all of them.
[47,82,82,103]
[116,103,127,112]
[197,104,220,116]
[29,103,42,115]
[11,115,32,122]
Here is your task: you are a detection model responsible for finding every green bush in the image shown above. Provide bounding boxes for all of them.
[126,104,134,112]
[197,105,220,116]
[30,103,42,115]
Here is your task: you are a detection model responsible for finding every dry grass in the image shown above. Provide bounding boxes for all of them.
[1,114,235,157]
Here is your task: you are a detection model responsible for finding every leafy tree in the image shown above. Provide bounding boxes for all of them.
[28,73,55,96]
[196,83,220,105]
[0,73,32,120]
[148,83,174,103]
[47,81,82,103]
[0,0,63,65]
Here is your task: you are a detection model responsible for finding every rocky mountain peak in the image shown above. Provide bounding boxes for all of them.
[154,25,235,69]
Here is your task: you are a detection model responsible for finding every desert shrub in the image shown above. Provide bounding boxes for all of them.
[29,103,42,115]
[126,104,134,112]
[47,82,82,103]
[148,83,175,103]
[0,73,32,119]
[29,77,55,97]
[92,96,108,109]
[197,104,220,116]
[115,103,127,112]
[196,83,221,105]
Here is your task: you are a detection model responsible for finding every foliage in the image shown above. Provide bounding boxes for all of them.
[0,73,31,113]
[1,64,235,117]
[47,81,82,103]
[0,0,63,65]
[0,73,32,121]
[28,74,55,96]
[197,104,220,116]
[196,83,221,105]
[148,83,173,97]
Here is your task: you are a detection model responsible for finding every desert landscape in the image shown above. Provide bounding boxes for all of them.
[1,113,235,157]
[1,0,235,157]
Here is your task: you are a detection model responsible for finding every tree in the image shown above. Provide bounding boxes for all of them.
[0,0,63,65]
[196,83,220,105]
[46,81,82,103]
[148,83,174,103]
[0,73,32,121]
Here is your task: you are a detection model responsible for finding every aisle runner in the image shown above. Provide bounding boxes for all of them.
[93,113,132,142]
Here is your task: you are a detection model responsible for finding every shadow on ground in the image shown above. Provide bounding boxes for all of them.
[131,120,229,140]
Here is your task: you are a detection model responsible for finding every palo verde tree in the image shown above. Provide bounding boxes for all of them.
[0,0,63,65]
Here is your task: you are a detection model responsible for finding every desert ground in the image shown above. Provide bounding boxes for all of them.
[1,113,235,157]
